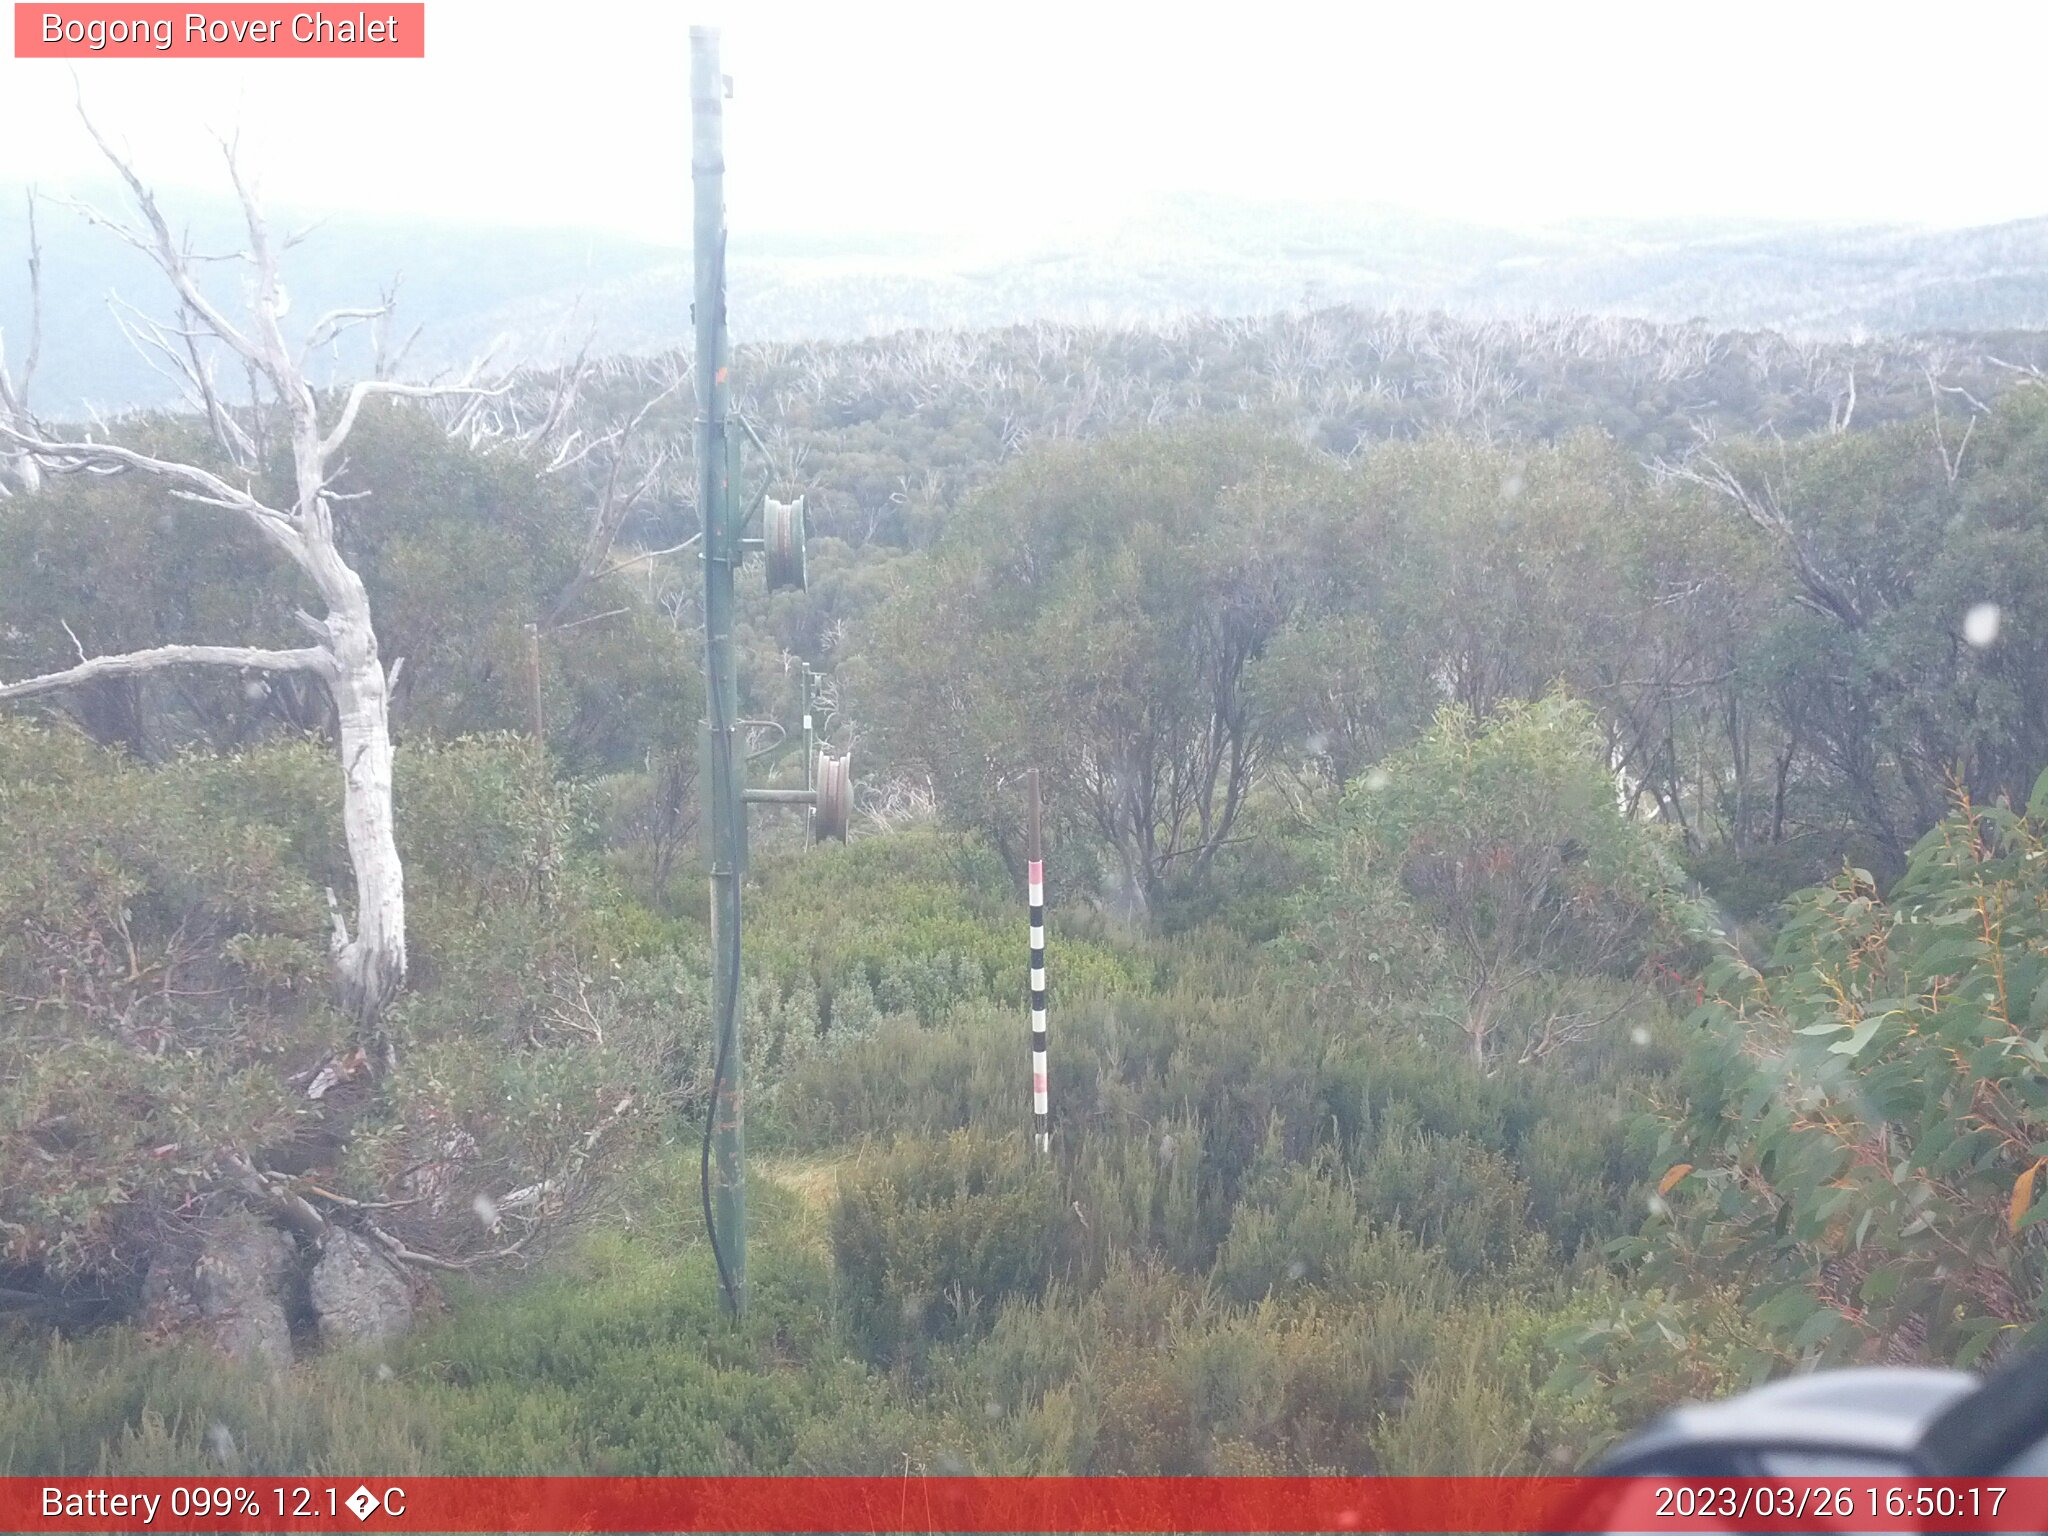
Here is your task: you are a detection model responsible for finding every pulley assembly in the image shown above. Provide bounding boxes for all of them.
[763,496,807,593]
[739,747,852,841]
[813,749,851,842]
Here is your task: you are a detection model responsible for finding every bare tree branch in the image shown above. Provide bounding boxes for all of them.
[301,304,394,369]
[70,101,272,383]
[1984,355,2047,383]
[219,1150,330,1242]
[1925,365,1980,485]
[535,370,686,625]
[548,451,671,626]
[0,423,301,555]
[0,643,330,702]
[320,376,506,460]
[591,531,700,582]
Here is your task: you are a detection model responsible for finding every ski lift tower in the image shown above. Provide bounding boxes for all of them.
[690,26,851,1318]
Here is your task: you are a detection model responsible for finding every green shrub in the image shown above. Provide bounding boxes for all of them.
[1323,694,1675,1068]
[1639,777,2048,1367]
[1349,1125,1533,1276]
[831,1131,1062,1362]
[0,722,339,1281]
[1212,1157,1456,1308]
[0,722,670,1292]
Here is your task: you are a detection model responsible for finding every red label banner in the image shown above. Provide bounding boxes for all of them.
[6,1476,2048,1532]
[14,4,425,57]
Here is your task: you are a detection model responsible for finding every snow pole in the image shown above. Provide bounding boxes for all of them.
[1027,769,1049,1153]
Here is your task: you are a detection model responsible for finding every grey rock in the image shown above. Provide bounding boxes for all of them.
[191,1221,297,1375]
[205,1421,239,1467]
[309,1228,412,1347]
[139,1249,203,1335]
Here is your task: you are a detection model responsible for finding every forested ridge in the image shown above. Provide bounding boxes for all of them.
[14,186,2048,416]
[6,278,2048,1474]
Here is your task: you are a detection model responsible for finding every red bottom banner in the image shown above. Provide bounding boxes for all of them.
[8,1475,2048,1533]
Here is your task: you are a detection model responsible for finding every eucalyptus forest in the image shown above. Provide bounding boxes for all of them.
[5,140,2048,1478]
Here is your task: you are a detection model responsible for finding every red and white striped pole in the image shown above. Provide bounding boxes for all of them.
[1027,768,1049,1153]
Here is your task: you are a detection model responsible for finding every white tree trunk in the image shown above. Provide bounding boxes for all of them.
[0,189,43,497]
[327,582,407,1049]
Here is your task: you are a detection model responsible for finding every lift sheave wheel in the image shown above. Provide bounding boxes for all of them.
[813,749,851,842]
[764,496,808,593]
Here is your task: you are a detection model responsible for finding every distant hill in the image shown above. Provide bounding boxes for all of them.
[4,184,2047,414]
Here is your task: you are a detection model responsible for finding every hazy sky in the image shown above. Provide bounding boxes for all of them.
[3,1,2045,244]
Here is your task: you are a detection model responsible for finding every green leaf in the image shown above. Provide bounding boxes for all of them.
[1739,1076,1779,1121]
[1793,1308,1844,1349]
[1917,939,1987,975]
[2029,974,2048,1031]
[1969,1041,2011,1078]
[1932,998,1989,1043]
[1542,1362,1595,1397]
[1917,1116,1956,1164]
[1933,1129,1981,1179]
[2006,1034,2048,1068]
[1756,1286,1814,1330]
[2026,766,2048,825]
[1956,1318,2011,1370]
[1828,1011,1892,1058]
[1812,1186,1856,1221]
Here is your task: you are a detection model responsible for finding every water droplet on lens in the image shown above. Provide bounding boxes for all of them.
[1964,602,2001,648]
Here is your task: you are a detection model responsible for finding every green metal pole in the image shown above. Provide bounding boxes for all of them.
[692,24,745,1315]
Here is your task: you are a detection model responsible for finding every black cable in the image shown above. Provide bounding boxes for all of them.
[699,555,742,1313]
[697,224,742,1315]
[699,449,741,1311]
[699,891,742,1313]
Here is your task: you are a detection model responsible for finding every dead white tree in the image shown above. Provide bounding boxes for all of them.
[541,368,689,627]
[1923,362,1986,486]
[1654,440,1869,635]
[0,190,43,496]
[0,117,498,1066]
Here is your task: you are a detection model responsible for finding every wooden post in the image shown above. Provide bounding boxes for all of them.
[524,621,544,749]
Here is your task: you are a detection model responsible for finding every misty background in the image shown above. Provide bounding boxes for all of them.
[4,1,2048,412]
